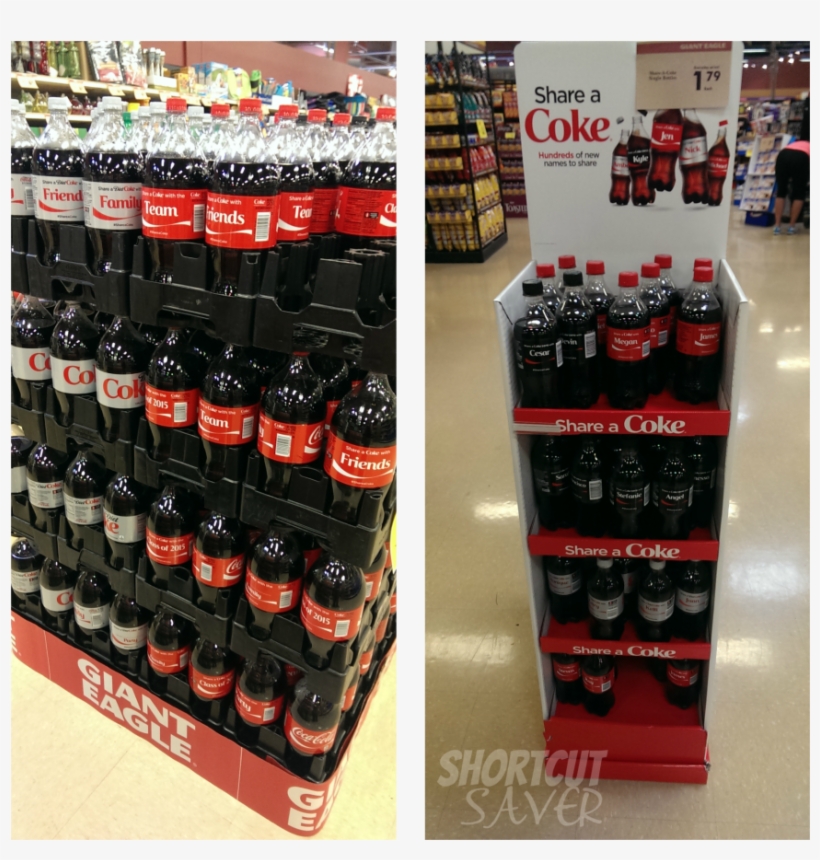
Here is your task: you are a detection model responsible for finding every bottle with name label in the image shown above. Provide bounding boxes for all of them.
[647,108,683,192]
[40,558,77,619]
[301,552,366,670]
[73,568,113,644]
[12,537,44,601]
[557,269,598,408]
[50,300,101,426]
[257,352,325,498]
[32,97,84,265]
[310,354,352,440]
[673,559,711,641]
[609,441,648,538]
[362,545,387,604]
[307,108,341,236]
[270,104,314,243]
[12,295,54,409]
[613,557,641,622]
[666,658,701,708]
[637,559,675,642]
[193,512,247,610]
[63,449,106,529]
[680,109,708,205]
[147,607,193,694]
[27,443,68,529]
[584,260,614,390]
[654,254,682,353]
[189,636,236,720]
[245,526,305,627]
[638,262,671,393]
[582,654,615,717]
[12,436,35,495]
[109,593,150,658]
[331,111,355,173]
[545,557,586,624]
[674,266,722,404]
[514,278,561,408]
[285,679,342,775]
[687,435,718,528]
[535,263,562,316]
[235,653,287,743]
[11,99,37,226]
[587,558,625,640]
[552,653,583,704]
[609,128,630,205]
[607,272,651,409]
[571,436,606,537]
[146,484,197,587]
[627,114,654,206]
[652,438,693,539]
[531,435,574,530]
[103,473,148,568]
[706,120,730,206]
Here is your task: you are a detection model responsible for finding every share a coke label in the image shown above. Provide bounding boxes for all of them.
[547,569,582,596]
[364,567,384,602]
[324,433,396,490]
[104,511,146,543]
[611,154,629,177]
[589,593,624,620]
[335,187,396,238]
[676,320,721,357]
[12,465,27,494]
[142,186,206,240]
[41,586,74,613]
[668,664,699,687]
[189,665,235,699]
[301,592,363,642]
[676,588,710,614]
[28,478,64,509]
[145,385,198,427]
[359,648,374,675]
[193,549,245,587]
[235,687,285,725]
[33,175,84,222]
[95,369,145,408]
[582,668,614,694]
[552,659,581,682]
[650,122,683,152]
[628,146,650,171]
[245,569,301,613]
[64,493,103,525]
[310,187,337,234]
[147,529,194,566]
[257,415,324,464]
[639,594,674,622]
[148,642,190,674]
[109,621,148,651]
[608,327,650,362]
[51,356,96,394]
[649,315,670,349]
[11,567,40,594]
[198,399,258,445]
[680,136,707,166]
[12,173,35,215]
[84,181,142,230]
[707,155,730,178]
[285,710,337,754]
[205,192,278,249]
[74,602,110,631]
[276,191,313,241]
[12,346,51,381]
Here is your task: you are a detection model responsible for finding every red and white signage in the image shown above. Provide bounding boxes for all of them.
[95,369,146,409]
[142,187,206,240]
[27,478,64,510]
[33,175,84,222]
[189,665,235,699]
[84,181,142,230]
[51,357,96,394]
[104,510,146,544]
[582,667,615,694]
[335,188,396,238]
[147,529,194,566]
[245,569,302,613]
[205,192,278,249]
[310,187,337,234]
[675,320,721,357]
[147,642,191,674]
[529,527,719,561]
[257,416,324,464]
[11,346,51,381]
[276,191,313,242]
[301,592,363,642]
[145,385,198,427]
[284,709,338,755]
[324,434,396,489]
[235,687,285,725]
[198,399,258,445]
[192,549,244,588]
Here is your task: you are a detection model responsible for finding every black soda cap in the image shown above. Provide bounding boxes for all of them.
[522,278,543,296]
[562,269,584,287]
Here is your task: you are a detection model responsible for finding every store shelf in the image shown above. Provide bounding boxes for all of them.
[25,112,92,124]
[12,71,163,98]
[528,526,718,561]
[425,230,508,264]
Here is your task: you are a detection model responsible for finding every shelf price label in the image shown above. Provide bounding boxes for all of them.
[17,75,38,90]
[133,88,148,100]
[108,85,126,97]
[636,42,732,110]
[69,81,87,94]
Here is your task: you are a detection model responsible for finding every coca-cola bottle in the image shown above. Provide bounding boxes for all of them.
[613,557,641,622]
[571,436,606,537]
[257,352,325,497]
[638,262,671,394]
[200,102,232,171]
[109,593,150,658]
[208,97,279,295]
[585,260,614,390]
[235,654,287,741]
[11,99,37,227]
[63,449,106,528]
[270,104,314,243]
[245,526,304,624]
[12,436,35,494]
[556,255,576,290]
[535,263,562,316]
[12,537,43,601]
[142,96,208,283]
[706,120,730,206]
[325,372,396,524]
[637,560,674,641]
[342,667,360,714]
[673,560,711,640]
[310,354,352,439]
[147,608,193,693]
[674,266,722,404]
[587,559,625,640]
[666,659,701,709]
[545,557,586,624]
[301,552,366,670]
[73,568,113,643]
[50,300,101,426]
[95,316,151,442]
[648,108,683,192]
[609,442,648,538]
[27,443,68,529]
[146,484,197,586]
[335,106,396,253]
[83,97,143,275]
[12,295,54,409]
[284,679,341,774]
[552,653,583,704]
[581,655,615,716]
[189,636,236,719]
[103,473,148,567]
[654,254,682,348]
[652,439,693,539]
[331,111,355,173]
[687,435,717,528]
[557,269,598,408]
[307,109,341,235]
[198,343,260,482]
[31,97,84,265]
[192,512,247,609]
[609,128,630,204]
[514,279,561,408]
[627,114,654,206]
[606,271,651,409]
[680,109,708,204]
[187,328,222,369]
[40,558,77,619]
[531,435,574,530]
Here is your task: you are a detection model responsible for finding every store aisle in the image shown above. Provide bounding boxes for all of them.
[425,215,809,839]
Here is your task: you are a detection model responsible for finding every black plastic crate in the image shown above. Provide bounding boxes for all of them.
[24,220,132,315]
[136,657,232,728]
[240,451,394,568]
[128,236,264,345]
[65,616,144,678]
[11,381,49,443]
[12,216,29,293]
[133,418,243,518]
[11,493,61,561]
[57,519,139,597]
[11,599,71,638]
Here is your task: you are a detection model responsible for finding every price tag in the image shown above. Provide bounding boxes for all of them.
[69,81,87,94]
[636,42,732,110]
[133,88,147,100]
[108,85,126,97]
[17,76,38,90]
[476,119,487,139]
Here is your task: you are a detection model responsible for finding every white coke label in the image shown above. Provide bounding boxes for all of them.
[51,356,96,394]
[547,570,582,596]
[95,369,146,409]
[12,465,27,494]
[64,493,103,526]
[104,510,146,543]
[12,345,51,381]
[33,175,84,222]
[589,593,624,620]
[676,588,710,615]
[41,586,74,613]
[680,136,707,167]
[612,155,629,177]
[75,602,110,630]
[84,181,142,230]
[11,568,40,595]
[639,593,674,622]
[109,621,148,651]
[12,173,35,216]
[27,478,64,509]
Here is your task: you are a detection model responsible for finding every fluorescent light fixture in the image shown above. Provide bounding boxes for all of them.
[744,47,768,53]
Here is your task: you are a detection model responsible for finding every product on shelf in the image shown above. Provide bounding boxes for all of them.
[103,472,148,566]
[557,269,599,409]
[11,99,36,219]
[581,654,615,716]
[673,560,711,641]
[146,484,197,582]
[12,437,35,495]
[587,558,625,640]
[666,659,701,708]
[552,652,583,704]
[271,103,314,243]
[40,558,77,618]
[12,295,55,409]
[63,449,106,527]
[531,436,573,530]
[638,263,671,394]
[674,266,722,403]
[513,278,561,409]
[51,301,102,426]
[27,443,68,529]
[12,537,43,600]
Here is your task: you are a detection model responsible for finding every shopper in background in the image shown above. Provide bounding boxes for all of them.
[773,139,810,235]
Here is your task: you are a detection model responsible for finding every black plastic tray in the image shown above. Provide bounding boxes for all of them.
[65,616,145,678]
[11,381,49,443]
[57,518,139,597]
[11,493,61,561]
[12,216,29,293]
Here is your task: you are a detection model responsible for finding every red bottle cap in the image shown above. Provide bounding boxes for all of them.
[557,254,576,269]
[376,107,396,121]
[277,104,299,119]
[239,98,262,114]
[308,109,327,123]
[655,254,672,268]
[694,257,712,270]
[718,120,728,127]
[641,262,661,278]
[694,266,713,283]
[536,263,555,278]
[166,97,187,113]
[586,260,605,276]
[618,271,639,288]
[333,112,352,126]
[211,103,230,118]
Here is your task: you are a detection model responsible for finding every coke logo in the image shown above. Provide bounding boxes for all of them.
[64,365,94,386]
[202,413,229,428]
[624,415,684,435]
[107,520,120,531]
[29,352,51,372]
[103,377,145,400]
[99,194,140,210]
[44,189,82,201]
[57,591,73,606]
[384,202,397,214]
[145,203,178,217]
[253,198,268,206]
[308,425,324,447]
[524,108,610,143]
[227,557,244,575]
[291,726,334,746]
[627,645,675,658]
[207,208,245,225]
[626,543,680,559]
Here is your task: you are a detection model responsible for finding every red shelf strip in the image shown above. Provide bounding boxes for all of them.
[528,526,718,561]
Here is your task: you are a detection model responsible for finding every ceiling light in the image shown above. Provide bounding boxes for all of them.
[744,47,767,53]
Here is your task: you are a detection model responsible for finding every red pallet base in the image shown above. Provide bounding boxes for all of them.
[546,754,708,784]
[528,526,718,561]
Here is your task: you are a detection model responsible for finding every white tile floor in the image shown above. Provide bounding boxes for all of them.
[425,213,809,839]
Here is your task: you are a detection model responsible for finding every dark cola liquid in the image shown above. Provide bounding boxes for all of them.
[310,355,351,431]
[12,436,35,495]
[514,297,560,408]
[51,305,101,426]
[606,299,650,410]
[285,684,341,775]
[311,160,341,235]
[63,450,106,528]
[147,609,192,694]
[640,286,671,394]
[688,435,717,528]
[552,653,583,704]
[545,557,586,624]
[193,513,246,611]
[32,147,84,265]
[587,563,625,640]
[531,435,574,530]
[666,659,701,709]
[235,654,287,743]
[103,474,148,568]
[582,655,615,717]
[147,485,197,587]
[189,638,235,720]
[586,291,614,390]
[613,557,641,622]
[673,560,711,641]
[557,290,599,408]
[609,446,648,538]
[73,569,113,644]
[652,441,693,539]
[637,564,674,642]
[12,537,43,600]
[674,297,722,404]
[27,444,68,530]
[337,159,396,254]
[246,527,304,632]
[11,302,54,409]
[571,438,606,537]
[143,155,208,283]
[40,559,77,619]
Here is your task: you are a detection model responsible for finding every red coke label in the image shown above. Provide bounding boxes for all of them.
[276,191,313,241]
[198,399,258,445]
[147,641,190,674]
[667,664,699,687]
[284,710,337,755]
[205,192,278,249]
[189,664,235,699]
[650,122,683,152]
[245,568,301,613]
[607,327,650,362]
[707,155,730,178]
[364,567,384,602]
[235,687,285,725]
[33,175,84,222]
[12,174,34,216]
[301,592,363,642]
[146,384,199,427]
[192,548,245,588]
[582,668,615,694]
[649,315,671,349]
[304,547,323,571]
[142,187,206,240]
[146,529,194,566]
[324,433,397,489]
[595,313,607,344]
[284,663,303,686]
[84,181,142,230]
[310,187,337,234]
[257,415,324,464]
[335,187,396,238]
[553,659,581,682]
[676,320,721,357]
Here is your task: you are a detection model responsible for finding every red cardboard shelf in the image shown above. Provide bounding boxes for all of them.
[513,390,730,436]
[540,615,711,661]
[528,526,718,561]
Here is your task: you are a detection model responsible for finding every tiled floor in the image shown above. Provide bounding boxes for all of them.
[425,214,809,839]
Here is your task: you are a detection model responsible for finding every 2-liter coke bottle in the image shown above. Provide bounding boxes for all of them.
[147,607,193,694]
[706,120,730,206]
[673,559,711,640]
[582,655,615,716]
[310,354,352,438]
[687,435,717,528]
[284,679,341,776]
[680,109,708,204]
[40,559,77,620]
[587,559,625,640]
[545,557,586,623]
[12,436,35,495]
[557,269,598,407]
[638,262,671,394]
[637,560,674,641]
[627,114,654,206]
[514,278,561,408]
[552,653,583,704]
[63,449,106,529]
[50,300,101,426]
[235,654,287,743]
[12,537,43,602]
[647,108,683,192]
[609,442,649,538]
[674,266,722,403]
[11,99,37,229]
[531,435,574,530]
[606,271,651,409]
[109,592,150,659]
[12,295,54,409]
[146,484,197,586]
[103,473,148,568]
[609,128,630,205]
[73,568,113,644]
[26,443,68,529]
[307,108,341,236]
[571,436,606,536]
[193,512,247,610]
[245,526,305,628]
[666,659,701,709]
[189,636,236,720]
[271,104,314,243]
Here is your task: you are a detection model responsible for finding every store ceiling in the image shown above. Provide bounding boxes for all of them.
[278,41,397,77]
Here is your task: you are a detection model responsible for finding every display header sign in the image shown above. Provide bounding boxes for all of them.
[636,42,732,109]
